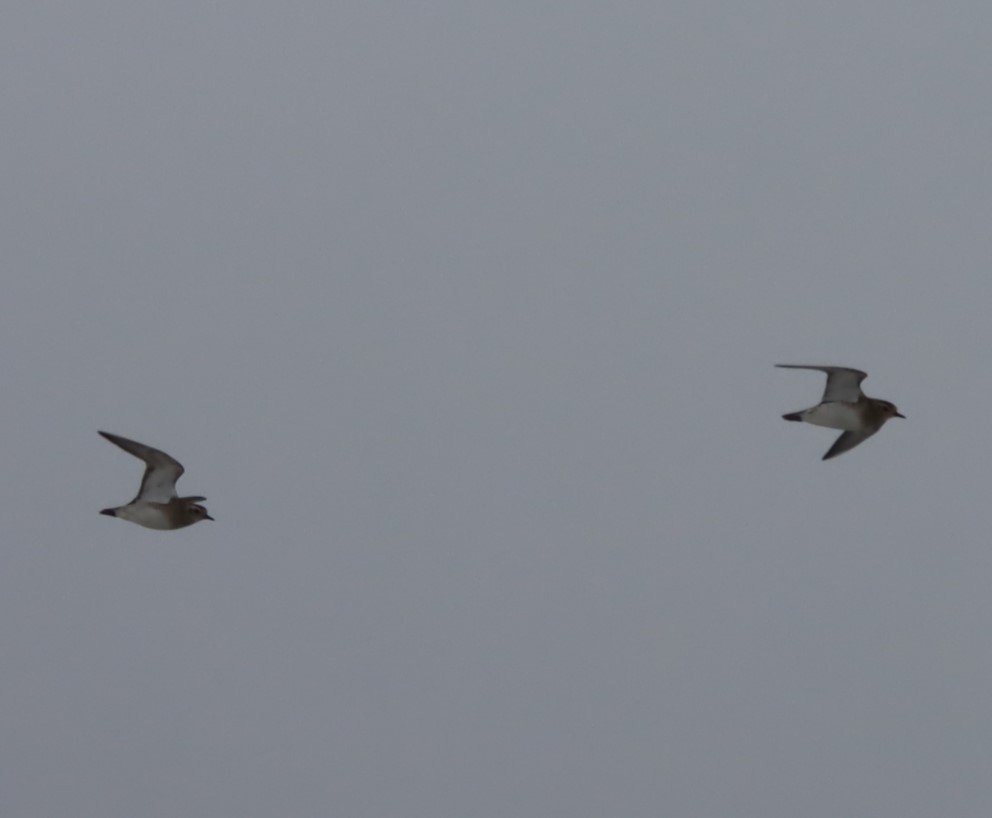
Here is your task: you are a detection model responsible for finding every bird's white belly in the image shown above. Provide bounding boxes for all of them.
[802,402,864,431]
[116,503,174,530]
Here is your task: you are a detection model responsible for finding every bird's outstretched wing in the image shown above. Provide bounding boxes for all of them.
[99,431,185,503]
[776,365,868,403]
[822,429,877,460]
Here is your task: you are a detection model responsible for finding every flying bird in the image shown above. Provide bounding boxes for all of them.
[99,431,213,529]
[777,365,904,460]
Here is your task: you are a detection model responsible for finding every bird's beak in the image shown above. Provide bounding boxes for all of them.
[895,412,906,419]
[205,514,215,521]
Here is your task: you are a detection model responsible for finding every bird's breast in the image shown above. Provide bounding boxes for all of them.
[114,502,177,530]
[802,402,866,431]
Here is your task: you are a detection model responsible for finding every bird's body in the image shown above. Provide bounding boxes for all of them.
[776,365,904,460]
[105,499,207,530]
[788,401,869,432]
[98,431,213,529]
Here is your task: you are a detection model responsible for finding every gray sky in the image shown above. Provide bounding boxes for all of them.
[2,2,991,816]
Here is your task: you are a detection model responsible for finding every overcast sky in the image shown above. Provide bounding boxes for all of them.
[3,3,992,816]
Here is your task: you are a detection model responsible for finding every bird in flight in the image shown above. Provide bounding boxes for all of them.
[776,365,904,460]
[98,431,213,529]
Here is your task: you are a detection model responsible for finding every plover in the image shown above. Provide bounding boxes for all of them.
[99,431,213,529]
[777,365,904,460]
